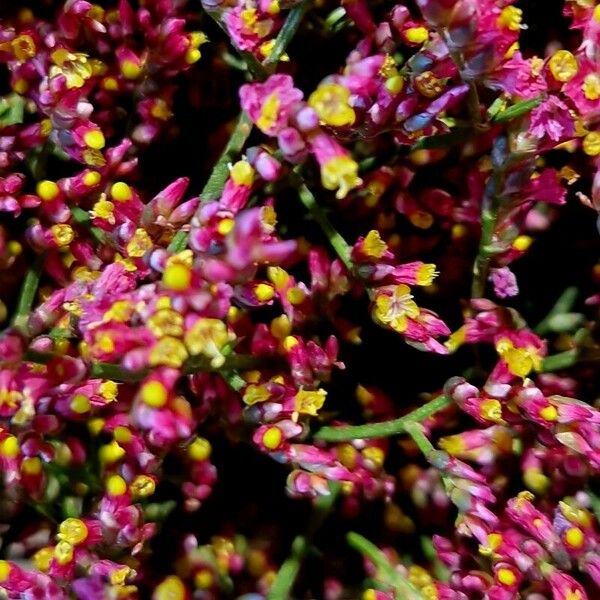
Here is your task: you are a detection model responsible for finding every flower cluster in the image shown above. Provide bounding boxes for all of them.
[0,0,599,598]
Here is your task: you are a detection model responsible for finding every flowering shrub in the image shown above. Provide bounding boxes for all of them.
[0,0,600,598]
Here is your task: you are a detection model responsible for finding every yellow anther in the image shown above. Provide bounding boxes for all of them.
[83,129,106,150]
[106,474,127,496]
[99,440,126,464]
[405,27,429,44]
[262,426,283,450]
[111,181,133,202]
[497,567,517,586]
[83,171,101,186]
[120,60,142,80]
[217,218,235,236]
[540,405,558,421]
[37,180,60,201]
[163,263,192,291]
[230,160,255,186]
[0,436,19,458]
[188,437,211,461]
[140,381,168,408]
[58,518,88,545]
[21,456,42,475]
[70,393,91,414]
[130,474,156,497]
[255,283,275,302]
[512,235,533,251]
[548,50,578,83]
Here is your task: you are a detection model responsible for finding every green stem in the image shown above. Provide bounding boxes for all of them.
[12,254,44,332]
[167,111,254,254]
[263,0,310,67]
[70,206,110,246]
[24,350,269,382]
[535,287,578,335]
[268,482,340,600]
[471,205,496,298]
[298,184,353,271]
[314,395,451,442]
[542,350,578,372]
[404,421,436,458]
[347,532,425,600]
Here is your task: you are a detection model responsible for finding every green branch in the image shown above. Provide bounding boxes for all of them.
[12,254,44,333]
[268,482,340,600]
[298,184,353,271]
[314,395,451,442]
[347,532,425,599]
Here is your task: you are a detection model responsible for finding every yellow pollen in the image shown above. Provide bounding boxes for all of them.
[21,456,42,475]
[255,283,275,302]
[188,437,212,461]
[267,266,290,290]
[120,60,142,79]
[54,541,74,565]
[565,526,585,548]
[0,560,10,582]
[262,426,283,450]
[99,440,126,464]
[583,132,600,156]
[286,287,306,305]
[194,569,214,589]
[99,380,118,402]
[548,50,578,82]
[294,389,327,416]
[321,155,362,199]
[113,426,132,443]
[385,75,404,95]
[32,547,53,572]
[243,384,271,406]
[83,130,106,150]
[58,518,88,545]
[217,218,235,236]
[37,180,60,201]
[230,160,255,186]
[141,381,168,408]
[540,405,558,421]
[283,335,299,351]
[154,576,186,600]
[83,171,101,186]
[497,568,517,586]
[363,230,388,258]
[126,228,153,258]
[512,235,533,251]
[480,398,504,422]
[111,181,132,202]
[0,436,19,458]
[163,263,192,291]
[497,6,522,30]
[70,394,91,414]
[416,264,437,286]
[308,83,356,127]
[405,26,429,44]
[106,474,127,496]
[257,92,280,133]
[130,474,156,497]
[594,5,600,22]
[91,199,115,221]
[185,48,202,64]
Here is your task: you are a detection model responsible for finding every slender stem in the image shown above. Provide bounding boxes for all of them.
[542,350,578,372]
[70,206,110,246]
[12,254,44,332]
[24,350,270,382]
[439,31,482,127]
[268,482,340,600]
[298,184,353,271]
[347,532,425,600]
[263,0,310,67]
[404,421,436,458]
[535,287,578,335]
[167,112,254,253]
[471,204,496,298]
[314,395,451,442]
